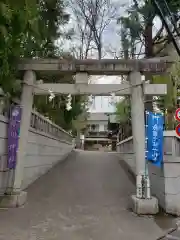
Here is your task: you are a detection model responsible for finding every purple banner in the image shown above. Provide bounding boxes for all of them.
[7,105,21,169]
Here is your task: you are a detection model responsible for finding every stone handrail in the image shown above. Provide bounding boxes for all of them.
[4,99,72,142]
[116,136,133,146]
[116,130,180,216]
[30,110,72,142]
[117,130,180,156]
[0,99,72,143]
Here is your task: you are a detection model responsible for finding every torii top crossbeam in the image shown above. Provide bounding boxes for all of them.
[18,57,173,75]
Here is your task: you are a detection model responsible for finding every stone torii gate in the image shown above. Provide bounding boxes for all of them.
[11,58,172,214]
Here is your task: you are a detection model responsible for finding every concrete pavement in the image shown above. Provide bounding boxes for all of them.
[157,221,180,239]
[0,150,173,240]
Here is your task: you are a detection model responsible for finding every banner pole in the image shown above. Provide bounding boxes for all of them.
[145,111,151,199]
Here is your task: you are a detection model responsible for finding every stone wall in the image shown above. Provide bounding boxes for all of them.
[0,111,73,194]
[22,128,73,189]
[116,131,180,216]
[0,115,10,195]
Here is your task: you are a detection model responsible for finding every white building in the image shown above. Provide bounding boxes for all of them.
[85,113,109,142]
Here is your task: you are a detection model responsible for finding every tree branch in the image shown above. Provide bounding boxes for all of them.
[152,24,164,43]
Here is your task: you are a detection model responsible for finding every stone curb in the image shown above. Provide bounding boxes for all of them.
[157,220,180,239]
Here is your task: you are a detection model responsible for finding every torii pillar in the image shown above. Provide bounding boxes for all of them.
[129,71,159,215]
[1,71,36,208]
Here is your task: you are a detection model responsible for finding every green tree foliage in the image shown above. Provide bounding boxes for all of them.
[118,0,180,59]
[0,0,38,94]
[22,0,70,58]
[116,0,180,129]
[115,98,132,140]
[152,59,180,130]
[0,0,86,130]
[34,94,85,130]
[118,11,142,59]
[115,98,130,123]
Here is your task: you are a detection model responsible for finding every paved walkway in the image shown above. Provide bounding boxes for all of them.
[0,150,171,240]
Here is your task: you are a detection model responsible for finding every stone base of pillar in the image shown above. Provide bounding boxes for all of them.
[130,195,159,215]
[0,191,27,208]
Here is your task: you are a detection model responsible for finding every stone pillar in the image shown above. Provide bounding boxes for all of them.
[130,71,146,197]
[129,71,159,215]
[75,73,88,149]
[1,71,36,208]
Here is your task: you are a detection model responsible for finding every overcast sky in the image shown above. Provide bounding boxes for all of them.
[88,15,161,113]
[60,0,162,113]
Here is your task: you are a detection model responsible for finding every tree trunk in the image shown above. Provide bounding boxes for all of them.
[144,22,154,111]
[97,43,102,60]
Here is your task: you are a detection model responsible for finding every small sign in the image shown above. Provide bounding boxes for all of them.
[175,124,180,137]
[7,105,21,169]
[175,108,180,121]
